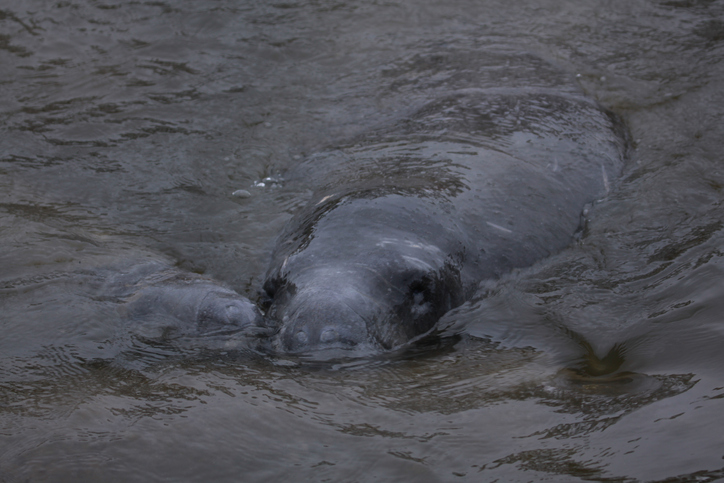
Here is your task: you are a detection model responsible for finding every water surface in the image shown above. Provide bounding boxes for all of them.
[1,0,724,481]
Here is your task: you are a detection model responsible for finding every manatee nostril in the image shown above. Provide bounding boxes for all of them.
[319,327,338,343]
[278,295,370,352]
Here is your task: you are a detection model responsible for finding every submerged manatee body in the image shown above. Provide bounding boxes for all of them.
[263,88,627,354]
[103,262,262,340]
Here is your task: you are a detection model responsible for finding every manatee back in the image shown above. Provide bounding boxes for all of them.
[272,88,627,286]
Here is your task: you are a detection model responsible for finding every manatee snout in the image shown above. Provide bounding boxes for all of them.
[197,291,263,336]
[266,263,459,353]
[279,300,369,352]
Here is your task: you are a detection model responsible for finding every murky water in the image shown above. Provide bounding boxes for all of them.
[2,0,724,481]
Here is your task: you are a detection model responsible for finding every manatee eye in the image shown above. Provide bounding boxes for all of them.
[409,278,429,295]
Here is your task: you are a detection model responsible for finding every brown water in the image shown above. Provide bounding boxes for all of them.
[2,1,724,481]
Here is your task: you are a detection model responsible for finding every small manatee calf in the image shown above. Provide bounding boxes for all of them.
[104,262,262,340]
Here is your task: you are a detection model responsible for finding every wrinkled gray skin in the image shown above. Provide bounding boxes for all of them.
[106,262,262,340]
[263,86,627,354]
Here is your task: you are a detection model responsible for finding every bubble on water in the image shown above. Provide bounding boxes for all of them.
[232,189,252,198]
[253,176,283,189]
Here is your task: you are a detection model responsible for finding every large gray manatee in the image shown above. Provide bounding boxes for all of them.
[262,86,627,354]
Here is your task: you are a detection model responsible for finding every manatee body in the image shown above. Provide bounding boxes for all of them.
[262,88,627,354]
[104,262,262,340]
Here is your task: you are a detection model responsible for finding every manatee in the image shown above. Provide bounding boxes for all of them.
[103,261,262,340]
[262,89,627,354]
